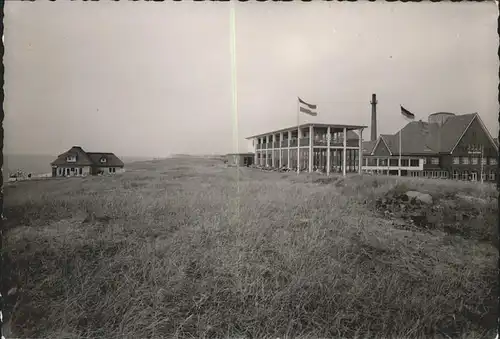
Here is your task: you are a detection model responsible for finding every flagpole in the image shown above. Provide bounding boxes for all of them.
[481,144,484,184]
[297,98,300,175]
[399,123,402,177]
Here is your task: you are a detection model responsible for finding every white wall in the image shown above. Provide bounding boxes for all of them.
[247,139,256,153]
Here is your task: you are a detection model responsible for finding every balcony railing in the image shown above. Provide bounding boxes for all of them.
[290,139,298,147]
[313,139,329,146]
[281,140,288,148]
[299,138,310,147]
[273,142,280,148]
[329,138,345,145]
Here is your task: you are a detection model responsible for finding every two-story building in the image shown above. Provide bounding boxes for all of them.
[246,123,367,176]
[362,112,498,182]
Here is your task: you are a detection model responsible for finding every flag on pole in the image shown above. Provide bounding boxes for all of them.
[298,97,318,116]
[401,105,415,120]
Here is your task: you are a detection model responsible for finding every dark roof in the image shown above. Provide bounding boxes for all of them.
[51,146,124,167]
[51,146,94,166]
[86,153,125,167]
[374,113,481,155]
[246,123,367,139]
[362,140,377,155]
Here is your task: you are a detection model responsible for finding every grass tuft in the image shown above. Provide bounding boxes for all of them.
[2,158,498,338]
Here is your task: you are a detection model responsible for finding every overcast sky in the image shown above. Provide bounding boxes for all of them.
[4,1,498,157]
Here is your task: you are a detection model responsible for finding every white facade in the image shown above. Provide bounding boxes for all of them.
[362,157,425,173]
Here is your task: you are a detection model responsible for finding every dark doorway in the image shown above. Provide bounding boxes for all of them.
[243,156,254,167]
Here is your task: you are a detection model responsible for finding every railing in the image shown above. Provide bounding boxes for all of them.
[281,140,288,148]
[273,142,280,149]
[290,139,298,147]
[329,138,345,145]
[299,138,310,146]
[313,139,329,146]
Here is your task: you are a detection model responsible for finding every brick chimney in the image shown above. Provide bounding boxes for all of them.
[370,93,377,141]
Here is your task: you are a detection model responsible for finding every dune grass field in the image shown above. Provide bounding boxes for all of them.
[2,156,498,338]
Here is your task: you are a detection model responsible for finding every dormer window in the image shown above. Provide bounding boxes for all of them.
[100,157,107,164]
[66,155,77,163]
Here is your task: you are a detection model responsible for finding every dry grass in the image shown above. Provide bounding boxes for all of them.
[2,157,498,338]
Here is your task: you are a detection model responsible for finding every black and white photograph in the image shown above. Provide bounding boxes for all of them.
[1,1,498,338]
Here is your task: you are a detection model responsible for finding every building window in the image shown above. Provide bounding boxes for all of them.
[431,157,439,165]
[100,158,107,164]
[379,158,388,166]
[363,158,367,166]
[453,170,460,180]
[367,158,377,166]
[482,172,487,181]
[79,168,83,175]
[462,171,469,181]
[401,159,409,167]
[442,171,449,178]
[109,168,112,173]
[481,158,487,165]
[452,157,460,165]
[389,158,399,167]
[432,171,439,179]
[410,159,419,167]
[461,157,470,165]
[66,155,76,163]
[423,157,427,165]
[489,157,497,165]
[489,170,496,181]
[471,157,479,165]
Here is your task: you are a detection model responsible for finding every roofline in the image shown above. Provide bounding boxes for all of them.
[465,113,499,153]
[370,138,381,156]
[245,123,368,140]
[371,135,393,156]
[448,113,490,154]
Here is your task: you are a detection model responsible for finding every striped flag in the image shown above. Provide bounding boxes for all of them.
[401,105,415,120]
[298,97,318,116]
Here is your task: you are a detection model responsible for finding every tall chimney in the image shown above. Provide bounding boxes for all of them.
[370,93,378,141]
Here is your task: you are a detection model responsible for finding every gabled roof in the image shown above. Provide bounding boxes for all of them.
[376,113,481,156]
[51,146,94,166]
[362,140,377,155]
[87,152,125,167]
[51,146,124,167]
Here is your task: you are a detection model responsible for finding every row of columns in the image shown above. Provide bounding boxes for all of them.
[254,126,364,177]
